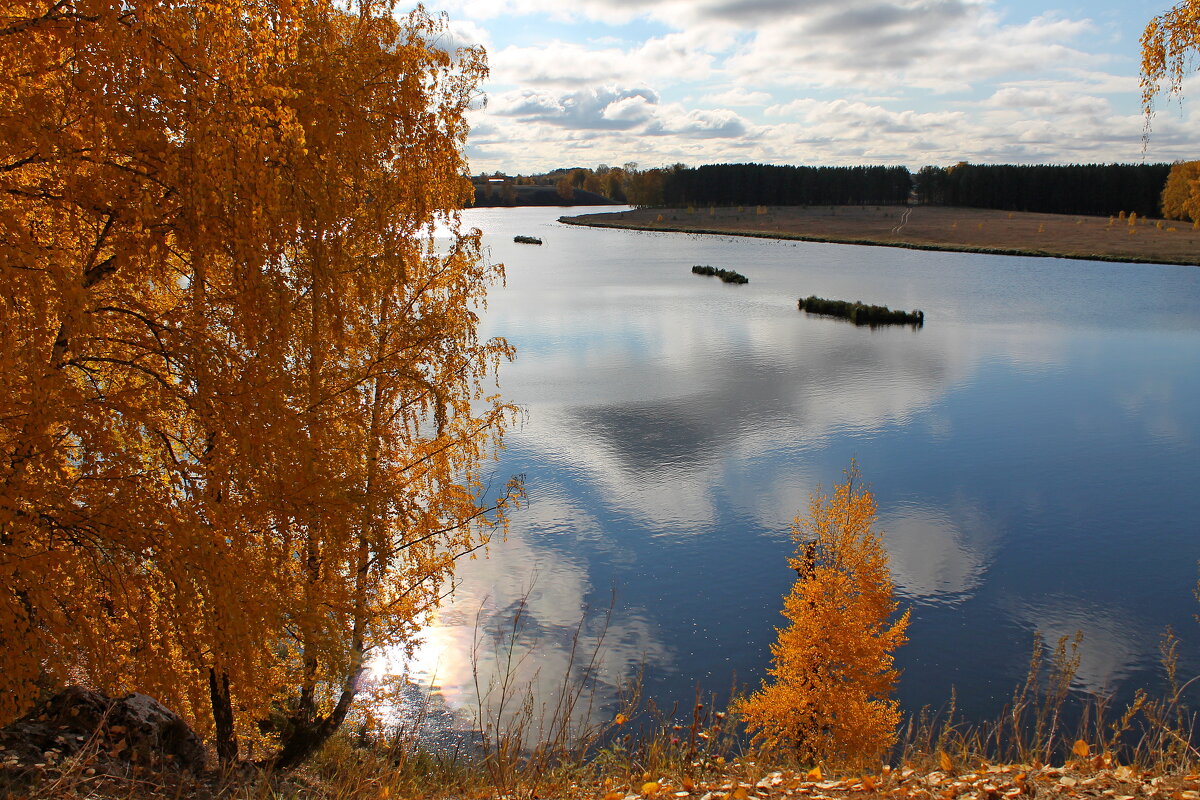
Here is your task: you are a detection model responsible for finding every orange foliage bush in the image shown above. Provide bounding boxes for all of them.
[740,464,909,767]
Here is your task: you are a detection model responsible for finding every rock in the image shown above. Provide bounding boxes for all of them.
[0,686,205,774]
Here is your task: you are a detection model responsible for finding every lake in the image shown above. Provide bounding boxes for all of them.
[392,205,1200,738]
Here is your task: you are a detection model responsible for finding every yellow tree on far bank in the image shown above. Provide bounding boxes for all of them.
[1161,161,1200,222]
[739,464,909,767]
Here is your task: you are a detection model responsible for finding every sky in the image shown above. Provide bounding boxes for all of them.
[423,0,1200,175]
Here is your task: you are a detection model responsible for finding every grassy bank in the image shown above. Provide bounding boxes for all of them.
[10,642,1199,800]
[14,718,1200,800]
[559,206,1200,267]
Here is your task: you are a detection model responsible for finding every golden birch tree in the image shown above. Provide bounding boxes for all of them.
[0,0,517,767]
[1161,161,1200,222]
[739,465,909,767]
[1143,3,1200,217]
[1142,1,1200,111]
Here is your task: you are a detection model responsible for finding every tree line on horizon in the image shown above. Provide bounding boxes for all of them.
[662,163,913,207]
[487,160,1195,219]
[914,162,1173,218]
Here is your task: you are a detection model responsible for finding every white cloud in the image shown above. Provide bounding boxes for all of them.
[489,86,660,130]
[438,17,492,51]
[985,87,1111,117]
[434,0,1200,172]
[702,87,772,106]
[767,98,966,132]
[726,7,1098,93]
[645,107,750,138]
[490,42,645,87]
[489,33,717,89]
[603,93,658,125]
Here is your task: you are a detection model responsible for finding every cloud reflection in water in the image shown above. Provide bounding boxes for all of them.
[393,486,670,732]
[879,502,995,604]
[399,208,1200,727]
[1007,595,1152,695]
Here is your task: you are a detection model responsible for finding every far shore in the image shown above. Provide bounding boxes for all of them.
[558,205,1200,267]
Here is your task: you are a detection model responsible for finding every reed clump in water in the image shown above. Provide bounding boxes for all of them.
[798,295,924,327]
[692,265,749,284]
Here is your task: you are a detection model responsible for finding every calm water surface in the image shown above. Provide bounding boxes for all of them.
[394,205,1200,732]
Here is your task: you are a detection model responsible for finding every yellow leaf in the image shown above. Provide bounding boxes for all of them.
[807,766,823,781]
[1072,739,1090,758]
[682,776,696,792]
[730,788,750,800]
[605,793,624,800]
[642,781,661,797]
[939,750,953,772]
[614,713,629,726]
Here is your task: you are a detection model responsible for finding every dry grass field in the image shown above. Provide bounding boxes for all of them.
[561,205,1200,266]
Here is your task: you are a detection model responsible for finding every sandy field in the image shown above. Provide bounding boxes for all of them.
[560,205,1200,266]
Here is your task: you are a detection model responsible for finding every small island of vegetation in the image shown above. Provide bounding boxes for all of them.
[513,235,543,244]
[798,295,925,327]
[693,264,749,284]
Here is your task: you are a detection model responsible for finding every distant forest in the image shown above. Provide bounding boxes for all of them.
[475,161,1177,217]
[914,162,1171,218]
[661,164,912,207]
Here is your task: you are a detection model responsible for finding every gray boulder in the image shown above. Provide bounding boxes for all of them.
[0,686,205,774]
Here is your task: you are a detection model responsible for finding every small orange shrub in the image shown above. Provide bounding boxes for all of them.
[739,464,909,767]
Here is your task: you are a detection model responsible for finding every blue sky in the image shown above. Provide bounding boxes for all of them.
[427,0,1200,174]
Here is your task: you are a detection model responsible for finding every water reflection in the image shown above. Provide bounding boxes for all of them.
[879,503,995,604]
[1114,373,1195,447]
[396,485,670,732]
[1006,595,1151,695]
[397,206,1200,729]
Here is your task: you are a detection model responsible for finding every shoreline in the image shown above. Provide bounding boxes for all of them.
[558,208,1200,268]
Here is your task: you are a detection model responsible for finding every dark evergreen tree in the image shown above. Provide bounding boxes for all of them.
[659,163,912,207]
[915,163,1171,217]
